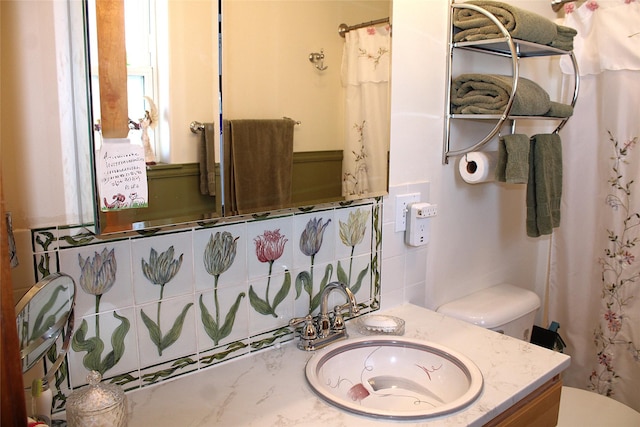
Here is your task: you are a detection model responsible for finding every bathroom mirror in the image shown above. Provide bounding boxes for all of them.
[86,0,391,233]
[15,273,76,385]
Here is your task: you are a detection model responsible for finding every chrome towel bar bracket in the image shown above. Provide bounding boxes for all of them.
[190,121,204,134]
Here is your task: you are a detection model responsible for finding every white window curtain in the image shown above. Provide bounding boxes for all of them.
[341,24,391,197]
[550,0,640,410]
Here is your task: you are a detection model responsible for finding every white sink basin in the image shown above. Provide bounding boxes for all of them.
[305,336,483,420]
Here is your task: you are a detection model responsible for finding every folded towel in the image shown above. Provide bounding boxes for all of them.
[526,133,562,237]
[451,74,551,116]
[453,1,558,46]
[548,25,578,51]
[199,122,217,196]
[544,101,574,118]
[223,119,295,215]
[496,134,530,184]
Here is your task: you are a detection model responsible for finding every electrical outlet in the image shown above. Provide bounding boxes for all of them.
[417,204,437,218]
[405,203,432,246]
[395,193,420,232]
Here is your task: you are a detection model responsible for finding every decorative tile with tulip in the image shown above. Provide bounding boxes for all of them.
[31,199,382,413]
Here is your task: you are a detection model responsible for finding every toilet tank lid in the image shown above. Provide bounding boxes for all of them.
[436,284,541,329]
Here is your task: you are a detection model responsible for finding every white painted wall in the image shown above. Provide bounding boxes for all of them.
[385,0,561,318]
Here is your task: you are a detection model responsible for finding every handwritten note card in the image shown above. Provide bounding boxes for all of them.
[97,138,149,211]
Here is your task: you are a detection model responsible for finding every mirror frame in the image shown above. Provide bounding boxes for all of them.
[15,272,76,387]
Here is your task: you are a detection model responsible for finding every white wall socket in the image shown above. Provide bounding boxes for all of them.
[416,203,437,218]
[395,193,421,232]
[405,203,433,246]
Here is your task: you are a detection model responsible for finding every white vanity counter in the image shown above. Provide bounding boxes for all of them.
[126,303,570,426]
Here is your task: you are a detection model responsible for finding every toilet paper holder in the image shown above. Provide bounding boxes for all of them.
[459,151,498,184]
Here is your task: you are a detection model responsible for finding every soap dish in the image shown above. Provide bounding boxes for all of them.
[355,314,405,336]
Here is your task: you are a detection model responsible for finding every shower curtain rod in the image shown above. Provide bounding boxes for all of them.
[338,17,390,38]
[550,0,583,12]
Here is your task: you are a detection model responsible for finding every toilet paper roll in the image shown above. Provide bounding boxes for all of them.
[458,151,499,184]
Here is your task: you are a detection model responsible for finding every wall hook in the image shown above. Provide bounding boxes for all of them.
[309,49,328,71]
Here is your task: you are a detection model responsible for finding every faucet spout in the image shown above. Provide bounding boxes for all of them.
[290,281,359,350]
[321,282,359,316]
[318,282,359,338]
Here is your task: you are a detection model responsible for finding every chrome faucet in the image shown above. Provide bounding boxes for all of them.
[289,281,359,351]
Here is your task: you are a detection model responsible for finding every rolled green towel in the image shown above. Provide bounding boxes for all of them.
[451,74,551,116]
[496,134,530,184]
[549,26,578,51]
[453,0,558,45]
[548,39,574,51]
[544,101,574,118]
[526,133,562,237]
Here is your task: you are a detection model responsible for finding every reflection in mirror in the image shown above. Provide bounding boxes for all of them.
[86,0,391,234]
[87,0,219,163]
[15,273,76,385]
[222,0,391,215]
[88,0,222,233]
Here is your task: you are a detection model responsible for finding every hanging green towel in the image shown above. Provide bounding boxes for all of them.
[199,122,217,196]
[496,134,530,184]
[526,133,562,237]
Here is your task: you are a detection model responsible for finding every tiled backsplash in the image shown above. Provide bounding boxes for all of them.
[30,199,382,413]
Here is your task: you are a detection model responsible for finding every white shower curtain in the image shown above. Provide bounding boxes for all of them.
[341,24,391,197]
[550,0,640,410]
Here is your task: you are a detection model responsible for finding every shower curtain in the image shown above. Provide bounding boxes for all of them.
[341,24,391,197]
[549,0,640,410]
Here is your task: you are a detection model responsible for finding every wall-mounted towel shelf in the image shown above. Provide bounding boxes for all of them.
[442,3,579,164]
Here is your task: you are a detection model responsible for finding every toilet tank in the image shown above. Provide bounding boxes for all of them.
[436,284,540,342]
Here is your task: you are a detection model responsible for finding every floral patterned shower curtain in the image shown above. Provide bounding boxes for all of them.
[549,0,640,410]
[341,24,391,197]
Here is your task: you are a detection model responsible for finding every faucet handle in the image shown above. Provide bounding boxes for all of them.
[335,300,360,316]
[332,305,346,331]
[290,315,317,340]
[289,316,307,328]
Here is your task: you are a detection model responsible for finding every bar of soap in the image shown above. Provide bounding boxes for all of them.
[356,315,405,335]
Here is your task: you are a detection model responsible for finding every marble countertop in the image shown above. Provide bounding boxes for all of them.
[126,303,570,426]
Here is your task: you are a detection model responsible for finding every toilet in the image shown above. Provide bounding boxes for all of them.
[436,283,640,427]
[436,283,540,342]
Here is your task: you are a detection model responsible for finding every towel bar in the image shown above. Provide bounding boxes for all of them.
[192,118,300,134]
[282,117,301,125]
